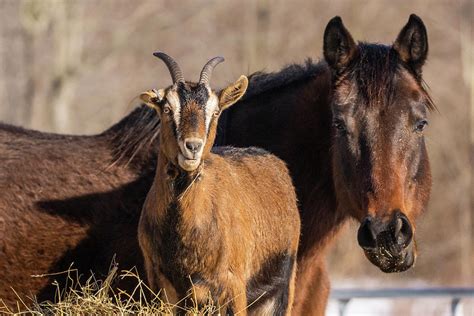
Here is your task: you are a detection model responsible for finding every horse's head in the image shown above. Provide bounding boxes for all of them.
[324,15,434,273]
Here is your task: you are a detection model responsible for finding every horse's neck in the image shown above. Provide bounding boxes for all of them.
[223,66,349,256]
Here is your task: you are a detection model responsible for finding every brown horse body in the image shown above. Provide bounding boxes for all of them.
[0,15,432,316]
[220,15,433,314]
[0,108,158,306]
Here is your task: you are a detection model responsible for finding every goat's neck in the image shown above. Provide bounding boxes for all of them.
[155,148,202,204]
[152,148,210,234]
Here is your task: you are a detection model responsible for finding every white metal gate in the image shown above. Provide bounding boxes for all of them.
[330,288,474,316]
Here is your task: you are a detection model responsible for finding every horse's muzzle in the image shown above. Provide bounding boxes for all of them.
[357,211,416,272]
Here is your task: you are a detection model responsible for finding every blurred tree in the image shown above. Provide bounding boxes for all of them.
[459,0,473,284]
[19,0,84,132]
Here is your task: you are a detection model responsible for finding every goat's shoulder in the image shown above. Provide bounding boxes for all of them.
[209,146,290,176]
[211,146,270,158]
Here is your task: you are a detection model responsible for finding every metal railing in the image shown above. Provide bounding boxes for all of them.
[330,288,474,316]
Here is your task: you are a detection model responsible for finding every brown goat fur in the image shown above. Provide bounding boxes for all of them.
[138,55,300,315]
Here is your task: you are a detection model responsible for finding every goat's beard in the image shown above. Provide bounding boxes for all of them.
[178,153,201,171]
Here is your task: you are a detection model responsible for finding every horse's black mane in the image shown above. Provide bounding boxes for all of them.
[242,58,324,101]
[348,43,435,111]
[347,43,399,107]
[104,105,160,169]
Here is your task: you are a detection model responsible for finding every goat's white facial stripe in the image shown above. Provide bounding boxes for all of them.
[165,87,218,138]
[166,91,181,130]
[205,93,219,131]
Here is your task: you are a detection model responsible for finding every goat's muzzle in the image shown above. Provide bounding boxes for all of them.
[178,137,204,171]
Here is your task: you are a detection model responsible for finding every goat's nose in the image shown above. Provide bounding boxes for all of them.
[357,216,377,249]
[185,139,203,154]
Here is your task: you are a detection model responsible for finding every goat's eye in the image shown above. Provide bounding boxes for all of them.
[333,119,346,132]
[415,119,428,132]
[163,105,171,114]
[213,110,220,117]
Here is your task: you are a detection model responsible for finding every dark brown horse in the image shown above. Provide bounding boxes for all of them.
[0,15,432,315]
[0,108,159,307]
[218,14,433,314]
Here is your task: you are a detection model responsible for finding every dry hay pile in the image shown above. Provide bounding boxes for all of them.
[0,264,225,315]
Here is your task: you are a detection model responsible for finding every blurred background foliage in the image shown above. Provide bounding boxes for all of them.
[0,0,472,294]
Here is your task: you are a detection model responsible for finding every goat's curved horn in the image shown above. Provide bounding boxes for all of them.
[199,56,225,85]
[153,52,185,84]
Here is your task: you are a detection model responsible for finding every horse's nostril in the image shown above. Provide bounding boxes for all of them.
[185,140,203,153]
[393,214,413,247]
[357,217,377,249]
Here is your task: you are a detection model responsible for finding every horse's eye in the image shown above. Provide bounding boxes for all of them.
[333,119,346,132]
[415,119,428,132]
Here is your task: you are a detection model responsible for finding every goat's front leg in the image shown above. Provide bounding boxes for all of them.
[138,232,159,292]
[285,258,297,316]
[225,281,248,316]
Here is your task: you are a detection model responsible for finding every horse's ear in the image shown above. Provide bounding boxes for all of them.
[393,14,428,75]
[323,16,358,71]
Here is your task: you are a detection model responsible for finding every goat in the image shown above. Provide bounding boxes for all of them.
[137,53,300,315]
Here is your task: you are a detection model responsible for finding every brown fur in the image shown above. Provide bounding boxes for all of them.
[0,108,157,307]
[138,70,300,315]
[0,16,432,316]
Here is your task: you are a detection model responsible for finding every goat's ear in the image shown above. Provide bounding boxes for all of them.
[393,14,428,75]
[219,75,248,111]
[140,89,165,113]
[323,16,358,71]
